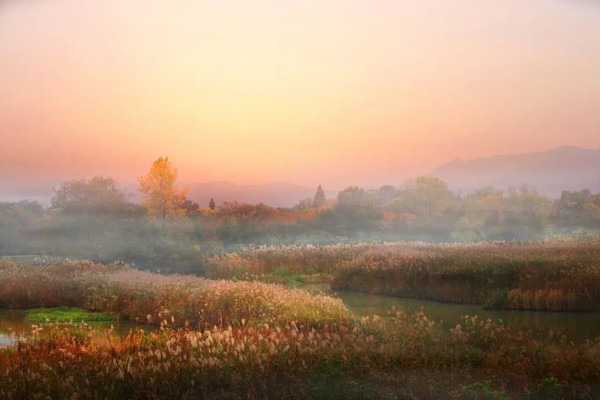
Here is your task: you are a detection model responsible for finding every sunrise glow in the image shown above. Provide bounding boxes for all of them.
[1,0,599,189]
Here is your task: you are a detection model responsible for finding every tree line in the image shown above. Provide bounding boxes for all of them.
[2,157,600,272]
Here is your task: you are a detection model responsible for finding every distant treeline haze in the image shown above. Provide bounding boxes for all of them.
[1,174,600,273]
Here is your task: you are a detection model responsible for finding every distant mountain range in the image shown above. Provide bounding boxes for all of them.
[2,146,599,206]
[431,146,600,197]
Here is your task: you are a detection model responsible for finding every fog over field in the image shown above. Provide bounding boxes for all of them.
[1,0,600,398]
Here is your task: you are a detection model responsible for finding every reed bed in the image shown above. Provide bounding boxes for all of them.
[1,312,598,399]
[0,259,350,329]
[208,240,600,311]
[1,258,599,398]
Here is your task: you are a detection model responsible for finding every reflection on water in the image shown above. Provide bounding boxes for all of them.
[0,309,152,347]
[302,283,600,343]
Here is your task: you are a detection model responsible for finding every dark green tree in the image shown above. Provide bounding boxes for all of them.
[501,186,551,239]
[328,186,383,233]
[337,186,376,211]
[389,177,455,217]
[51,177,136,215]
[377,185,397,206]
[312,185,326,208]
[551,190,600,229]
[180,198,200,217]
[0,201,44,253]
[209,198,216,210]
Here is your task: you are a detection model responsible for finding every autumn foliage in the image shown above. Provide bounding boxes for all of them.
[138,157,188,219]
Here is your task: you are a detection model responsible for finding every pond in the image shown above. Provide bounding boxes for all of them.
[0,309,152,347]
[302,283,600,343]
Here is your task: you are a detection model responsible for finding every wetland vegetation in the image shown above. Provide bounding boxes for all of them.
[1,255,599,399]
[2,167,600,398]
[208,240,600,311]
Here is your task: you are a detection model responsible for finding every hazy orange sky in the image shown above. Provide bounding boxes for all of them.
[1,0,600,190]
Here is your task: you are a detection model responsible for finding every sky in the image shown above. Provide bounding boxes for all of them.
[1,0,600,192]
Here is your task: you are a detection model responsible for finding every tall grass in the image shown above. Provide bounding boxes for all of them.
[0,259,350,329]
[1,311,598,399]
[208,240,600,311]
[1,259,599,398]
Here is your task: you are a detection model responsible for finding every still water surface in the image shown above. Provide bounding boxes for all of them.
[302,283,600,343]
[0,309,151,347]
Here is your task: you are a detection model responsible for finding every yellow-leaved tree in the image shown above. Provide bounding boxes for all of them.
[138,157,188,219]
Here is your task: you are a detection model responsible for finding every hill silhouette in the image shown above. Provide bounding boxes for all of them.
[432,146,600,197]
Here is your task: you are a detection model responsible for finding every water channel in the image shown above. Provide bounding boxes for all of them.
[302,283,600,343]
[2,284,599,346]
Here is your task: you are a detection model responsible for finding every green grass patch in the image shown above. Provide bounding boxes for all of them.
[25,307,118,323]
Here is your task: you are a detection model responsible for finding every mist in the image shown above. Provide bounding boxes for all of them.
[2,171,600,277]
[3,0,600,397]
